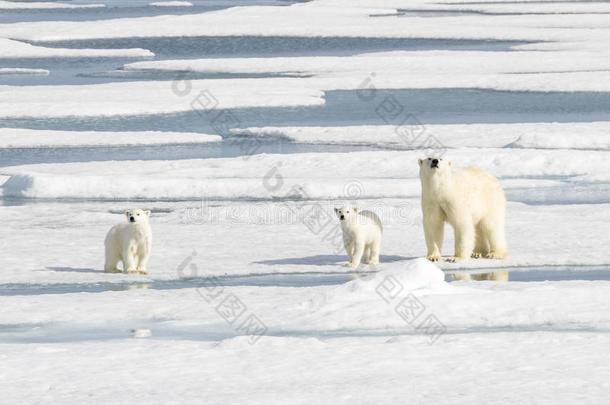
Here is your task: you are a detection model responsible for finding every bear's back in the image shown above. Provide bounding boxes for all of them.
[358,210,383,232]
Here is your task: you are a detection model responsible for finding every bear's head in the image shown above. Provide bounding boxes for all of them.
[418,156,451,177]
[125,209,151,224]
[334,207,358,222]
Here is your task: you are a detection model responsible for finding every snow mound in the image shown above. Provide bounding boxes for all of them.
[317,259,448,307]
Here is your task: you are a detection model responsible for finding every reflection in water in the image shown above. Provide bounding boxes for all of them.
[104,284,150,292]
[448,271,509,281]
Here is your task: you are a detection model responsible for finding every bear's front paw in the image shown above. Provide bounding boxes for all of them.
[485,251,506,260]
[471,252,485,259]
[344,262,359,268]
[426,255,441,262]
[136,269,148,275]
[126,269,139,274]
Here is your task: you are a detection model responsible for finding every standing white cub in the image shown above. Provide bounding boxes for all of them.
[419,157,507,263]
[104,209,152,274]
[334,207,383,267]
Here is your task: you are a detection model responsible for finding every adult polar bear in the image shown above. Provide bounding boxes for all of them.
[419,157,507,262]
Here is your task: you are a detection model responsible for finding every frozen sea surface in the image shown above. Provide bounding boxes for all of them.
[1,1,610,403]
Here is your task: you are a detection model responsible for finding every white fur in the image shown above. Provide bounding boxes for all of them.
[335,207,383,268]
[419,157,507,263]
[104,209,152,274]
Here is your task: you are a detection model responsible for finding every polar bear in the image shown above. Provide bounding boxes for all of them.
[104,209,152,274]
[334,207,383,267]
[419,157,507,263]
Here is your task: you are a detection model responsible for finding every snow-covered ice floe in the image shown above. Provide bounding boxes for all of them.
[0,38,153,59]
[123,49,610,92]
[0,0,608,47]
[0,78,324,118]
[0,68,49,76]
[0,1,104,9]
[0,128,221,148]
[232,122,610,149]
[2,148,608,200]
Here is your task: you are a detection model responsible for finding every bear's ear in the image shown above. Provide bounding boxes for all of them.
[334,207,338,214]
[353,207,358,213]
[145,210,151,216]
[124,210,130,216]
[418,158,423,166]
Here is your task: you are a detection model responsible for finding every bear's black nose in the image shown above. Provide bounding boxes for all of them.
[130,217,135,222]
[431,159,439,167]
[340,215,345,220]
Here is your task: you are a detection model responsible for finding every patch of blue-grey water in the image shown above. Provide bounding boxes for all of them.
[1,266,609,297]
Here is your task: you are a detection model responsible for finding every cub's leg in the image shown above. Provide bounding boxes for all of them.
[343,235,356,266]
[368,239,381,265]
[136,248,150,275]
[123,246,138,274]
[363,245,372,264]
[104,239,122,273]
[104,251,122,273]
[346,241,365,268]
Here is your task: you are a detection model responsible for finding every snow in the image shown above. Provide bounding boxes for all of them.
[0,38,153,59]
[0,68,49,76]
[0,198,609,402]
[0,1,104,9]
[0,128,221,148]
[0,333,607,404]
[0,2,607,43]
[232,122,610,149]
[149,1,193,6]
[121,49,610,93]
[3,148,608,200]
[0,79,324,118]
[2,0,610,403]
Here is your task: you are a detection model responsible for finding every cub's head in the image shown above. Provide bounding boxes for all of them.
[334,207,358,222]
[418,157,451,176]
[125,209,151,224]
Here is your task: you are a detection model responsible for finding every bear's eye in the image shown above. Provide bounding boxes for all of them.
[428,158,431,160]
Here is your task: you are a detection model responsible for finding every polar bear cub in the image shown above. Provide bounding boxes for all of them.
[334,207,383,267]
[104,209,152,274]
[419,157,507,263]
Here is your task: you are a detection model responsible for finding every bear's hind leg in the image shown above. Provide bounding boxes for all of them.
[363,245,372,264]
[136,246,150,275]
[368,239,380,265]
[104,247,122,273]
[472,223,489,259]
[485,221,507,259]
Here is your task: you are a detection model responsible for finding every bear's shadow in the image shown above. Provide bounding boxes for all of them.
[45,266,99,274]
[253,254,413,266]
